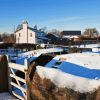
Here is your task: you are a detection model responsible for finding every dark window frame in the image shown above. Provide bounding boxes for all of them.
[30,33,32,37]
[19,33,21,37]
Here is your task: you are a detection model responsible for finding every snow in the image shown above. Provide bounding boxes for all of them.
[21,48,63,58]
[36,66,100,93]
[46,53,100,70]
[72,44,100,48]
[38,37,49,40]
[36,52,100,93]
[0,42,4,44]
[62,35,79,39]
[45,53,100,79]
[0,92,16,100]
[92,47,100,52]
[20,44,100,58]
[14,48,62,64]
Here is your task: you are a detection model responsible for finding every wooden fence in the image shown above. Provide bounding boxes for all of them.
[0,49,20,56]
[8,59,28,100]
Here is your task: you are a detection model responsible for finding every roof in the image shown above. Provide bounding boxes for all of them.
[61,31,81,36]
[38,37,49,40]
[15,25,36,33]
[15,24,23,32]
[15,22,46,35]
[28,27,37,32]
[46,33,59,38]
[62,35,79,39]
[15,25,45,34]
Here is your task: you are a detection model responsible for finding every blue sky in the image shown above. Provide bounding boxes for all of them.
[0,0,100,33]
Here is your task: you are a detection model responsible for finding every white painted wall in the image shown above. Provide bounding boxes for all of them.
[15,22,36,44]
[28,29,36,44]
[16,29,28,44]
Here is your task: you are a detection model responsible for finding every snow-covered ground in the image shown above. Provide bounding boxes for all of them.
[0,92,16,100]
[18,44,100,58]
[72,43,100,48]
[36,52,100,93]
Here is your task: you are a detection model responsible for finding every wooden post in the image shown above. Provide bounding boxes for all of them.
[24,59,29,100]
[24,58,29,68]
[0,55,9,92]
[7,55,12,93]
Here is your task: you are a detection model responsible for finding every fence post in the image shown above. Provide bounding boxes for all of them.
[24,58,29,100]
[6,55,12,93]
[0,55,9,92]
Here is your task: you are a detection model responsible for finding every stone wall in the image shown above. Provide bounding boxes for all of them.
[26,62,100,100]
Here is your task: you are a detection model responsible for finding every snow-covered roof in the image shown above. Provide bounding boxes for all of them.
[62,35,79,39]
[70,36,79,38]
[62,35,70,38]
[15,23,45,34]
[15,25,36,32]
[38,37,49,40]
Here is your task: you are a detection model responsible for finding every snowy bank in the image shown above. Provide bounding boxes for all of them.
[36,66,100,93]
[21,47,63,57]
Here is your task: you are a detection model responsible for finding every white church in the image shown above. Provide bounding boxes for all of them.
[15,21,48,44]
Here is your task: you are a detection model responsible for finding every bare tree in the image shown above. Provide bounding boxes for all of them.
[0,34,2,41]
[39,27,48,33]
[49,29,61,37]
[2,33,15,43]
[83,28,99,38]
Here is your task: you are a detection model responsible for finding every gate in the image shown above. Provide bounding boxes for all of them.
[8,59,28,100]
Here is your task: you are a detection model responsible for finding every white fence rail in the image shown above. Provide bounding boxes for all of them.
[8,59,28,100]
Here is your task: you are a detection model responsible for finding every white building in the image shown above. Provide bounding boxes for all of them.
[15,21,47,44]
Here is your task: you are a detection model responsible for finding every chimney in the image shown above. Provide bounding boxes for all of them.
[22,20,28,30]
[22,20,28,43]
